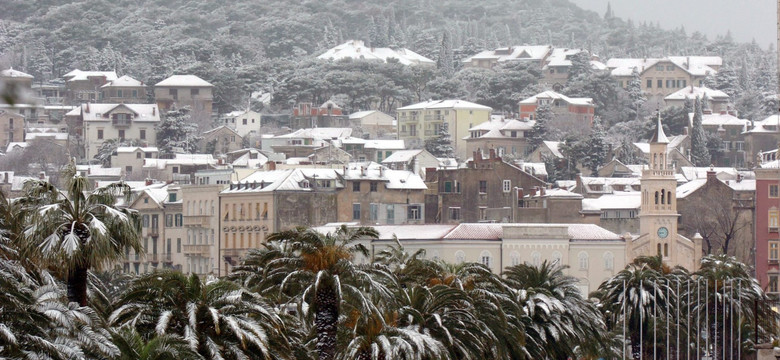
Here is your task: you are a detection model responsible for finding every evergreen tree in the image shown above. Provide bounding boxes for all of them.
[627,67,646,120]
[156,108,202,157]
[690,97,711,166]
[528,103,552,151]
[563,51,593,97]
[424,122,455,158]
[582,117,607,175]
[437,30,454,77]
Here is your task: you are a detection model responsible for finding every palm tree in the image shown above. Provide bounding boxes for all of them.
[264,225,392,360]
[504,261,608,359]
[112,328,205,360]
[0,190,24,260]
[21,169,142,306]
[109,270,294,359]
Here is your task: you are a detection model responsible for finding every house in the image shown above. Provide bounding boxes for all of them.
[33,81,67,105]
[597,159,646,178]
[337,162,427,225]
[581,192,641,235]
[348,110,395,139]
[123,185,186,274]
[24,126,68,147]
[220,109,262,137]
[426,149,548,224]
[1,68,34,93]
[100,75,146,103]
[308,144,352,164]
[142,154,218,184]
[63,70,118,103]
[71,103,160,159]
[0,109,24,146]
[338,137,405,162]
[462,45,554,69]
[181,178,226,276]
[664,86,729,112]
[381,149,440,174]
[110,146,159,178]
[541,48,607,89]
[313,222,628,295]
[218,168,343,273]
[676,169,754,267]
[744,114,780,168]
[606,56,722,104]
[575,176,642,198]
[227,148,270,169]
[687,110,751,168]
[154,75,214,116]
[266,127,353,158]
[464,116,535,159]
[516,187,588,224]
[518,91,595,134]
[755,159,780,294]
[318,40,435,66]
[290,101,353,130]
[75,165,123,184]
[201,126,243,155]
[396,100,492,157]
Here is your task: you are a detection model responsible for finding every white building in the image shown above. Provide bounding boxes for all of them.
[220,109,262,137]
[69,103,160,159]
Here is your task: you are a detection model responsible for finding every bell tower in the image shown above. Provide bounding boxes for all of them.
[634,114,687,266]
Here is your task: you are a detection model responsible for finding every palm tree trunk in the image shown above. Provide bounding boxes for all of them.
[315,284,338,360]
[67,264,89,306]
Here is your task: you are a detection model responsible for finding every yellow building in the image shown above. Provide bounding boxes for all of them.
[396,100,492,159]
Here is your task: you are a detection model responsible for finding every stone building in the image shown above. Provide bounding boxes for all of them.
[100,75,146,103]
[154,75,214,116]
[0,109,24,146]
[464,117,535,159]
[124,185,186,274]
[63,70,118,103]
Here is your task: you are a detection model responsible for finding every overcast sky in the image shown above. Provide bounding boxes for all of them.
[570,0,776,48]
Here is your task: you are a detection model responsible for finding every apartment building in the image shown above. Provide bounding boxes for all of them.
[519,91,595,134]
[0,109,24,146]
[464,117,535,159]
[124,185,186,274]
[607,56,722,104]
[63,70,118,103]
[220,109,262,137]
[100,75,146,103]
[396,100,492,158]
[72,103,159,159]
[154,75,214,115]
[754,159,780,294]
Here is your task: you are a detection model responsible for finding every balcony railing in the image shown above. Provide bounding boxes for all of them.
[183,215,211,227]
[183,244,211,256]
[112,119,132,127]
[147,228,159,237]
[147,253,173,263]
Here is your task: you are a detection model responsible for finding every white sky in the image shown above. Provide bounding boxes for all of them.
[569,0,776,48]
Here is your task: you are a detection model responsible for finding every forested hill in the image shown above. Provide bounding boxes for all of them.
[0,0,774,115]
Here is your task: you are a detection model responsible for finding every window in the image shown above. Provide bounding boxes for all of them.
[531,251,541,267]
[478,180,487,194]
[735,141,745,151]
[172,166,179,174]
[604,252,614,270]
[770,275,779,293]
[407,204,421,220]
[370,203,378,221]
[353,182,361,192]
[666,80,674,88]
[770,184,779,198]
[242,119,247,125]
[126,166,133,173]
[140,129,146,140]
[657,79,663,88]
[578,252,589,270]
[666,65,674,71]
[151,215,158,229]
[503,180,511,193]
[444,181,452,193]
[511,251,521,266]
[770,241,779,260]
[480,250,492,268]
[191,88,199,95]
[449,207,461,220]
[132,90,138,98]
[176,238,181,253]
[142,215,149,228]
[165,214,173,227]
[455,251,465,264]
[770,209,779,229]
[647,79,652,88]
[168,193,177,202]
[118,130,125,140]
[370,182,377,192]
[117,89,123,98]
[175,214,182,227]
[169,89,178,96]
[551,251,562,264]
[97,129,104,140]
[656,65,665,71]
[352,203,361,220]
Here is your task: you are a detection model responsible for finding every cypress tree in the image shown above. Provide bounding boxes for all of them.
[690,97,710,166]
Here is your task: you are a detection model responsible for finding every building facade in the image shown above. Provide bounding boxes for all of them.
[154,75,214,115]
[755,162,780,294]
[100,75,146,103]
[76,103,160,159]
[396,100,492,158]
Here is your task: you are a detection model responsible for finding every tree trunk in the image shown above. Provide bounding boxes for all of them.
[315,284,339,360]
[67,264,89,306]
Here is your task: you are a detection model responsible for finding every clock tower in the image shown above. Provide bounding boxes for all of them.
[630,114,700,270]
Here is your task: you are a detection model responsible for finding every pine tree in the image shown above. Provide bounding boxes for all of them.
[582,117,607,175]
[528,103,552,152]
[627,67,646,120]
[690,97,711,166]
[437,30,454,76]
[156,108,203,157]
[424,122,455,158]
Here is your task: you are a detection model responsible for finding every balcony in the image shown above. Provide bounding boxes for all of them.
[183,215,211,227]
[423,115,445,121]
[147,228,159,237]
[222,248,253,266]
[112,119,132,127]
[183,244,211,256]
[147,253,173,263]
[643,169,675,177]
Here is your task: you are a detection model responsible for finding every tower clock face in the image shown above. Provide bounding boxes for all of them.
[657,227,669,239]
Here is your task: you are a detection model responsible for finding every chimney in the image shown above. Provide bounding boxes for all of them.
[85,103,90,113]
[706,167,717,182]
[38,172,45,180]
[3,172,7,184]
[737,173,743,183]
[268,161,276,170]
[540,187,546,196]
[145,178,153,186]
[687,56,690,70]
[703,109,712,115]
[379,166,383,177]
[683,127,689,136]
[360,166,365,176]
[489,148,496,159]
[152,107,156,116]
[720,110,727,115]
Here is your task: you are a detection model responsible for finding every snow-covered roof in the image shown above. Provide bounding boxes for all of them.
[348,110,380,119]
[678,166,748,182]
[518,162,547,178]
[25,132,68,141]
[582,192,641,211]
[397,100,492,111]
[607,56,721,77]
[744,114,780,134]
[203,125,241,137]
[519,90,593,107]
[274,128,353,140]
[116,146,158,153]
[541,141,563,158]
[221,168,343,194]
[76,165,122,177]
[1,68,33,79]
[650,116,669,144]
[381,149,425,163]
[665,86,728,101]
[318,40,435,66]
[101,75,144,88]
[315,224,457,241]
[580,176,641,193]
[222,109,258,118]
[155,75,213,87]
[341,162,427,190]
[464,45,553,63]
[466,118,535,139]
[143,154,216,169]
[5,142,27,153]
[11,175,47,191]
[74,103,161,122]
[231,150,269,168]
[338,137,405,150]
[63,70,118,82]
[692,113,751,129]
[526,188,582,199]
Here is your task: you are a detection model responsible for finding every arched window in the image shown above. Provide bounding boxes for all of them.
[655,191,659,204]
[551,251,562,265]
[603,252,614,270]
[510,251,521,266]
[578,252,589,270]
[531,251,541,267]
[657,243,662,256]
[667,191,672,205]
[653,153,657,168]
[430,250,440,261]
[661,189,665,204]
[664,243,669,257]
[480,250,492,268]
[455,251,465,264]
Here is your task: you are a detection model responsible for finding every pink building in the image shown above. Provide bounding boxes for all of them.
[755,160,780,294]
